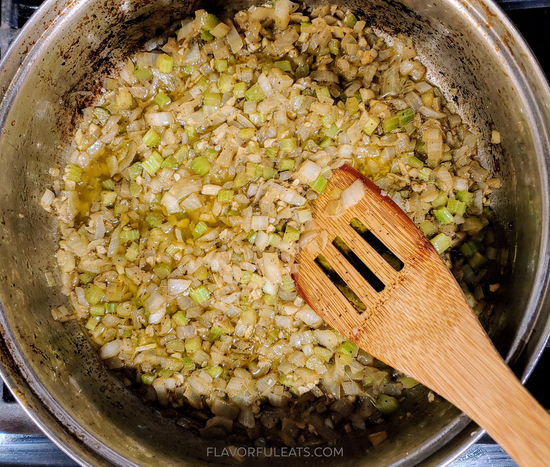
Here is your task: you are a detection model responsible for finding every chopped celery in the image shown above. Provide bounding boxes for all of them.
[143,151,163,175]
[263,294,277,306]
[469,252,487,270]
[336,340,356,356]
[185,335,202,353]
[418,167,432,181]
[203,148,218,161]
[431,233,452,254]
[85,283,104,305]
[240,270,252,284]
[203,13,220,31]
[431,191,448,208]
[329,39,340,55]
[244,83,266,102]
[134,67,153,82]
[447,198,466,216]
[194,265,208,281]
[382,115,400,133]
[116,89,134,109]
[206,365,223,378]
[433,207,454,224]
[274,60,292,71]
[154,91,171,108]
[268,233,282,247]
[247,231,257,244]
[203,92,222,107]
[345,96,359,115]
[105,303,118,314]
[120,230,139,243]
[266,147,278,158]
[166,339,186,353]
[89,305,105,316]
[86,315,100,331]
[376,394,399,414]
[363,116,380,135]
[154,262,172,279]
[262,166,277,180]
[129,181,141,197]
[399,376,420,388]
[280,275,295,293]
[283,225,300,243]
[190,285,211,305]
[419,220,438,236]
[457,190,474,205]
[218,73,234,93]
[397,108,414,126]
[141,373,156,385]
[161,156,179,170]
[101,191,117,207]
[192,221,209,238]
[300,22,312,32]
[79,272,96,285]
[309,175,328,194]
[67,164,82,182]
[145,212,164,228]
[407,156,423,168]
[461,241,478,257]
[278,159,295,171]
[191,155,211,176]
[344,12,358,28]
[323,124,339,138]
[143,128,161,147]
[280,137,297,153]
[233,172,249,189]
[214,59,228,72]
[233,82,247,98]
[218,189,234,202]
[156,54,174,74]
[209,327,223,341]
[125,242,140,262]
[238,128,255,141]
[201,30,214,42]
[315,85,332,103]
[128,162,143,180]
[173,311,188,326]
[295,63,309,78]
[174,145,189,164]
[102,179,115,190]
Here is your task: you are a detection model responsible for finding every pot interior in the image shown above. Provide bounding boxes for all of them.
[0,0,548,466]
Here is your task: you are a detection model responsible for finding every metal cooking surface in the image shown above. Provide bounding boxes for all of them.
[0,0,549,466]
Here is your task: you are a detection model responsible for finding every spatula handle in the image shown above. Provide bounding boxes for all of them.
[422,324,550,467]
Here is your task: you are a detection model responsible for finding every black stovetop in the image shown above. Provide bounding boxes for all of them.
[0,1,549,466]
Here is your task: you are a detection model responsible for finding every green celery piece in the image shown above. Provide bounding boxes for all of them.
[274,60,292,72]
[154,91,171,108]
[143,151,163,175]
[244,83,266,102]
[283,225,300,243]
[433,207,454,225]
[192,221,209,238]
[134,67,153,82]
[156,54,174,74]
[190,285,211,304]
[382,115,400,133]
[85,284,104,305]
[145,211,164,229]
[191,155,211,176]
[363,116,380,136]
[397,108,414,126]
[143,128,161,148]
[309,175,328,194]
[128,162,143,180]
[431,233,452,254]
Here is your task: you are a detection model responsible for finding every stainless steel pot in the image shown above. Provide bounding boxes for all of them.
[1,0,549,465]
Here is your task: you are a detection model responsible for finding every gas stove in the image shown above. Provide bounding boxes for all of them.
[0,0,549,465]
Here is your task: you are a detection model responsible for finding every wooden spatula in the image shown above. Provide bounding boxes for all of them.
[293,164,550,467]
